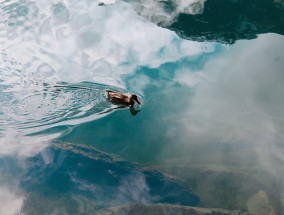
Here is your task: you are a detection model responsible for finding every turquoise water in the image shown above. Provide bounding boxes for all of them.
[1,0,284,214]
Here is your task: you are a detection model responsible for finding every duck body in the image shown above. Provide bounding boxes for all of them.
[105,89,140,106]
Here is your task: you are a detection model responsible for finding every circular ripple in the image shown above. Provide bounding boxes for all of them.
[3,83,114,133]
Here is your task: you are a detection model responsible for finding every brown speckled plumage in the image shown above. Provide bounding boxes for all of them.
[105,89,140,106]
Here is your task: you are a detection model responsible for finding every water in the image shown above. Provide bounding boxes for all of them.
[0,0,284,214]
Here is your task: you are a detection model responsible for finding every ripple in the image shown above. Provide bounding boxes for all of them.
[1,82,124,134]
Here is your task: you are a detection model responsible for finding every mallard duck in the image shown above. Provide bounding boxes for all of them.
[105,89,141,106]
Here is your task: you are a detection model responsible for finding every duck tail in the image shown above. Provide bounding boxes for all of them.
[104,89,114,93]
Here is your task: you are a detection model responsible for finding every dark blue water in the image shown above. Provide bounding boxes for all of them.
[1,0,284,214]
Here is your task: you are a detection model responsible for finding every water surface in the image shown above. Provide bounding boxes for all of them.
[0,0,284,214]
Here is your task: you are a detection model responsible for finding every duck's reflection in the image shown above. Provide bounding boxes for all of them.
[129,106,140,116]
[99,105,140,116]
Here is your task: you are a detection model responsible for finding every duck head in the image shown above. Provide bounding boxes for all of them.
[131,94,141,105]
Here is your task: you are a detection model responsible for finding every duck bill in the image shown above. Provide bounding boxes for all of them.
[134,97,141,105]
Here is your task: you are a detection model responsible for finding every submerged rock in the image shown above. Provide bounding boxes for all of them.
[247,190,275,215]
[156,164,279,211]
[95,203,250,215]
[16,143,199,214]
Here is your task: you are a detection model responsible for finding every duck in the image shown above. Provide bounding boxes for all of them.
[105,89,141,106]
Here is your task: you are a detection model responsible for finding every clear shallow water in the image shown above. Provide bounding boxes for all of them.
[1,0,284,214]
